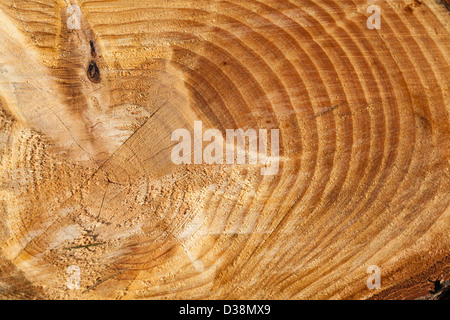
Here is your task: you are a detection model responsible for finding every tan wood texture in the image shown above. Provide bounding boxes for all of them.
[0,0,449,300]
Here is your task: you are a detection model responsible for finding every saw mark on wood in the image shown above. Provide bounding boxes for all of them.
[82,268,131,294]
[64,243,105,250]
[309,105,339,120]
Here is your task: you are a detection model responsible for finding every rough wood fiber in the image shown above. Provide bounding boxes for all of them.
[0,0,449,300]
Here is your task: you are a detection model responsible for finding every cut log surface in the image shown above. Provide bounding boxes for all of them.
[0,0,449,300]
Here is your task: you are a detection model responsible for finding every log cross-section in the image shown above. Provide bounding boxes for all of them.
[0,0,449,300]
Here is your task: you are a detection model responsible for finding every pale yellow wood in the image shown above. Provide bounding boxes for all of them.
[0,0,449,300]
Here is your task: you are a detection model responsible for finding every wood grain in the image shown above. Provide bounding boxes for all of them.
[0,0,449,300]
